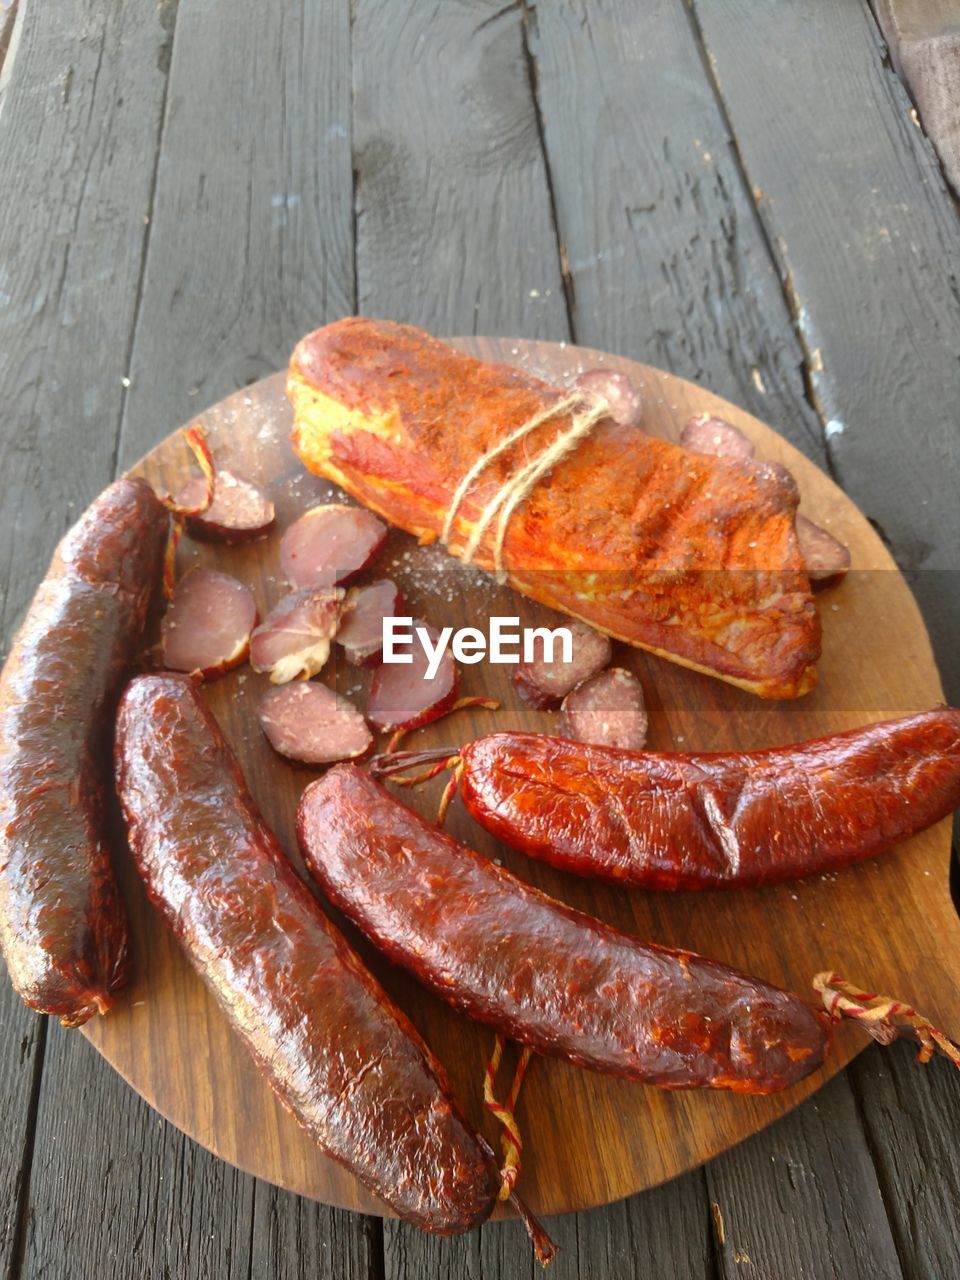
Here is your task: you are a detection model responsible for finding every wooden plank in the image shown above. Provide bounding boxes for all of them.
[0,0,17,74]
[871,1,960,194]
[0,1010,43,1277]
[524,0,825,461]
[489,12,906,1278]
[351,0,568,339]
[688,4,960,1269]
[850,1041,960,1278]
[690,0,960,702]
[385,1172,714,1279]
[22,1023,256,1278]
[0,0,173,641]
[706,1070,903,1280]
[0,0,173,1274]
[250,1187,381,1280]
[22,1023,379,1277]
[20,3,375,1279]
[115,0,354,470]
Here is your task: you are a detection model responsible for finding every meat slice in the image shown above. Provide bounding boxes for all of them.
[250,589,343,683]
[561,668,648,750]
[177,471,275,543]
[161,568,256,679]
[281,504,387,589]
[337,580,404,667]
[795,514,851,584]
[258,683,372,765]
[680,414,756,461]
[513,619,612,709]
[574,369,642,427]
[367,622,457,732]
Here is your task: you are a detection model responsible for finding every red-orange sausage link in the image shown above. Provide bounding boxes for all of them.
[298,765,827,1093]
[457,710,960,890]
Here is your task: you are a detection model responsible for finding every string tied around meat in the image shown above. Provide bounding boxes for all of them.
[440,388,613,581]
[813,972,960,1068]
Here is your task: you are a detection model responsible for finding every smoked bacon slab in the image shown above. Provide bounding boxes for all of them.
[287,318,820,698]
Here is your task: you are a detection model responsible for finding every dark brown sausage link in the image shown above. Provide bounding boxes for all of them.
[114,675,498,1233]
[298,766,827,1093]
[0,477,167,1025]
[457,711,960,889]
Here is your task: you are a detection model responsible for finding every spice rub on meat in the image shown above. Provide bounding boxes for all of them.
[286,317,820,698]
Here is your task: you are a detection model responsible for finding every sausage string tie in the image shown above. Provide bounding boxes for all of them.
[440,388,612,581]
[813,972,960,1068]
[484,1032,535,1202]
[159,424,216,600]
[383,700,497,756]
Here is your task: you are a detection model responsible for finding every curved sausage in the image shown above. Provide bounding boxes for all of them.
[298,765,827,1093]
[115,675,497,1232]
[0,477,167,1024]
[457,711,960,889]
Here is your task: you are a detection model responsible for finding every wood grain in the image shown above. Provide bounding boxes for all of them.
[0,0,17,75]
[79,337,959,1221]
[871,0,960,195]
[352,0,568,339]
[690,0,960,706]
[850,1039,960,1278]
[523,0,825,460]
[115,0,355,471]
[0,0,174,1273]
[706,1067,903,1280]
[385,1170,714,1279]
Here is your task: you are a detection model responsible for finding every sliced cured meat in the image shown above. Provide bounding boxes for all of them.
[561,667,648,750]
[513,618,612,709]
[250,589,343,684]
[681,414,756,461]
[176,471,275,543]
[281,504,388,589]
[574,368,643,427]
[337,579,404,667]
[161,568,257,679]
[795,514,851,584]
[367,622,457,732]
[258,682,372,765]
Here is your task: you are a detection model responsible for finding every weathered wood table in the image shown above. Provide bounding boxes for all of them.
[1,3,959,1277]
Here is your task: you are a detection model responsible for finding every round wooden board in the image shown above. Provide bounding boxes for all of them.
[83,337,960,1220]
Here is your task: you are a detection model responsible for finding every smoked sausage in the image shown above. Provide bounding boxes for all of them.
[298,765,827,1093]
[114,675,498,1232]
[0,477,167,1024]
[456,710,960,889]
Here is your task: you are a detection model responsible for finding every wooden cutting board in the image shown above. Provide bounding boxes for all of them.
[83,337,960,1219]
